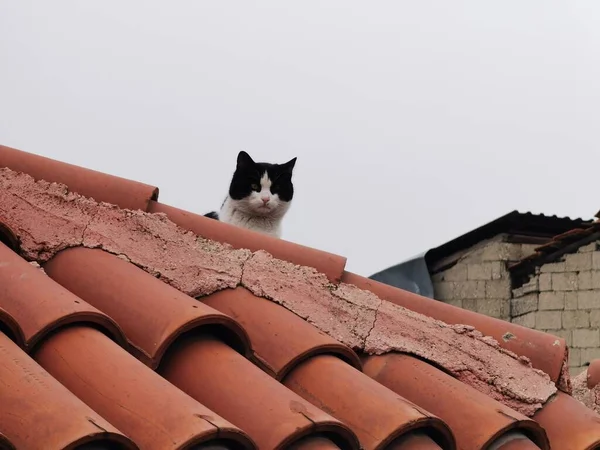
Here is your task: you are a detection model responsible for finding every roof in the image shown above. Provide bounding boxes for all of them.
[1,144,600,450]
[510,223,600,287]
[424,210,593,268]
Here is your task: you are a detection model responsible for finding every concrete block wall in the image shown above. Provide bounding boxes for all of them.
[431,236,600,377]
[510,241,600,376]
[431,236,538,321]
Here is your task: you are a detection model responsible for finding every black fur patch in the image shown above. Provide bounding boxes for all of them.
[204,211,219,220]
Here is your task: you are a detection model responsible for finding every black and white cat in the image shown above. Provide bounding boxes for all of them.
[205,151,297,238]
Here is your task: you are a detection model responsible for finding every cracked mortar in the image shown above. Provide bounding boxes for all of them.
[572,369,600,414]
[0,167,557,416]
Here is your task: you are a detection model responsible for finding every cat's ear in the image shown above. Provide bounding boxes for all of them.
[280,157,297,173]
[237,151,255,169]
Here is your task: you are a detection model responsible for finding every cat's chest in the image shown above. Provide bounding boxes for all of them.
[220,202,281,237]
[231,215,280,236]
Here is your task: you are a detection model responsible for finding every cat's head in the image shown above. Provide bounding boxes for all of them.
[228,150,297,218]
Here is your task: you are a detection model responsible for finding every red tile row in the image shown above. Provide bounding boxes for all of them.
[2,143,600,449]
[0,144,578,386]
[0,243,257,449]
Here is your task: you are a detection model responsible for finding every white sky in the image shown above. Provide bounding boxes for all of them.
[1,2,599,276]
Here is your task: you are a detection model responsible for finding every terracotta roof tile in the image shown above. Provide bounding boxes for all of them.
[43,247,252,368]
[0,243,127,351]
[361,354,548,449]
[160,334,359,449]
[2,144,600,449]
[34,326,256,450]
[0,144,158,211]
[202,287,362,379]
[0,331,136,449]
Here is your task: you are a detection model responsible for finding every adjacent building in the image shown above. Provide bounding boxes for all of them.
[372,210,600,376]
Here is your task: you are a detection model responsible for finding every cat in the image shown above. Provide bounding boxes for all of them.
[204,150,297,238]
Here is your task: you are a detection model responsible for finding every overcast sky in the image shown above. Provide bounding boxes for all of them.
[1,2,599,276]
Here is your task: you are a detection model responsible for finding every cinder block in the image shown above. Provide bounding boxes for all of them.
[480,242,505,261]
[461,247,485,264]
[520,244,540,259]
[490,261,506,280]
[593,252,600,270]
[540,262,566,273]
[444,298,463,309]
[536,311,562,330]
[551,329,572,347]
[434,281,456,300]
[591,310,600,327]
[552,272,578,291]
[481,242,521,262]
[538,292,565,311]
[512,279,537,298]
[573,328,600,348]
[486,280,510,299]
[521,278,539,295]
[511,294,538,317]
[578,291,600,310]
[579,242,598,253]
[569,366,585,377]
[569,348,582,366]
[566,252,593,271]
[581,347,600,365]
[562,310,590,329]
[462,298,477,311]
[565,292,578,310]
[512,312,536,328]
[476,298,508,319]
[467,263,493,281]
[443,263,468,282]
[578,271,593,290]
[539,273,552,291]
[455,281,486,299]
[592,271,600,290]
[431,272,444,283]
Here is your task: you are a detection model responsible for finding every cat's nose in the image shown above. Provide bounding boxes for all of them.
[261,196,270,204]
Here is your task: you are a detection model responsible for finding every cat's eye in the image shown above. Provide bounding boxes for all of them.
[251,183,260,191]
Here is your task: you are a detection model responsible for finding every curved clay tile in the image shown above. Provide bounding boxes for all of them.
[0,145,158,211]
[588,360,600,389]
[284,355,456,450]
[385,433,443,450]
[0,307,24,348]
[0,243,127,351]
[0,221,18,252]
[148,200,347,282]
[533,391,600,449]
[288,436,342,450]
[492,433,542,450]
[42,247,252,367]
[159,333,361,450]
[342,272,567,386]
[0,433,16,450]
[33,326,256,450]
[0,332,136,450]
[202,287,361,378]
[361,353,549,450]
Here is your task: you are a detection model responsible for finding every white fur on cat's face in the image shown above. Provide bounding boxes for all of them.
[230,172,290,219]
